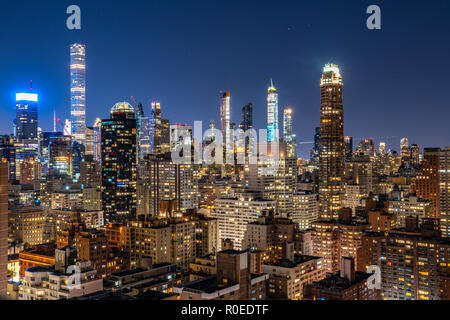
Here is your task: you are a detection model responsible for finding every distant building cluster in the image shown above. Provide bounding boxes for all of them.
[0,47,449,301]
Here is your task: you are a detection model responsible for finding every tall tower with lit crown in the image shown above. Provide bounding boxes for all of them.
[318,63,345,220]
[267,79,279,142]
[283,108,296,158]
[70,43,87,143]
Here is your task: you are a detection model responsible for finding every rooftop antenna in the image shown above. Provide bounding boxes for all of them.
[270,78,274,88]
[30,80,33,91]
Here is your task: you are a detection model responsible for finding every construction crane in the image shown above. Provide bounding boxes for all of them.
[130,96,137,108]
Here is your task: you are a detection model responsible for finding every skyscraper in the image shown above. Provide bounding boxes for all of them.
[150,102,170,154]
[283,108,296,158]
[267,79,279,142]
[70,43,87,143]
[15,92,38,141]
[220,92,231,146]
[318,63,345,220]
[240,103,253,131]
[411,148,440,218]
[93,118,102,163]
[101,102,137,224]
[0,161,7,298]
[439,147,450,237]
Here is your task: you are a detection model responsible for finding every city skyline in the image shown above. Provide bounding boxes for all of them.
[1,0,449,160]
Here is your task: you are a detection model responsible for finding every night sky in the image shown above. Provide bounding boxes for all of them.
[0,0,449,159]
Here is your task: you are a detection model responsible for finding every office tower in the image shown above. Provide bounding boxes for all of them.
[345,154,376,195]
[139,116,150,160]
[150,102,170,154]
[170,124,192,151]
[15,92,38,141]
[411,148,440,218]
[0,162,7,298]
[379,142,387,155]
[400,137,409,151]
[213,193,276,250]
[137,153,198,217]
[101,102,137,224]
[80,155,101,188]
[344,136,353,158]
[240,103,253,131]
[220,91,231,146]
[310,127,320,168]
[318,63,345,220]
[304,257,380,300]
[84,127,94,156]
[439,147,450,237]
[49,137,72,179]
[0,135,16,180]
[356,139,375,157]
[358,218,449,300]
[93,118,101,163]
[14,139,38,182]
[267,79,279,142]
[283,108,297,158]
[263,255,325,300]
[70,43,87,143]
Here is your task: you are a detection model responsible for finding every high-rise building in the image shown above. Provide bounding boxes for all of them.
[358,219,449,300]
[283,108,297,158]
[344,136,353,159]
[245,142,297,217]
[15,92,38,141]
[0,162,8,298]
[137,153,198,218]
[318,63,345,220]
[93,118,102,163]
[411,148,440,218]
[267,79,279,142]
[220,92,231,146]
[150,102,170,154]
[439,147,450,237]
[170,124,192,151]
[49,137,72,179]
[400,137,409,151]
[379,142,387,155]
[213,193,277,250]
[240,103,253,131]
[310,127,320,169]
[101,102,137,224]
[70,43,87,143]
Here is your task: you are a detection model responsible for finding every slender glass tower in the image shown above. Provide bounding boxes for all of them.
[70,43,87,143]
[283,108,296,158]
[267,79,279,142]
[318,63,345,220]
[220,92,231,145]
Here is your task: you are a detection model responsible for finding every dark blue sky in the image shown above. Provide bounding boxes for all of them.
[0,0,449,158]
